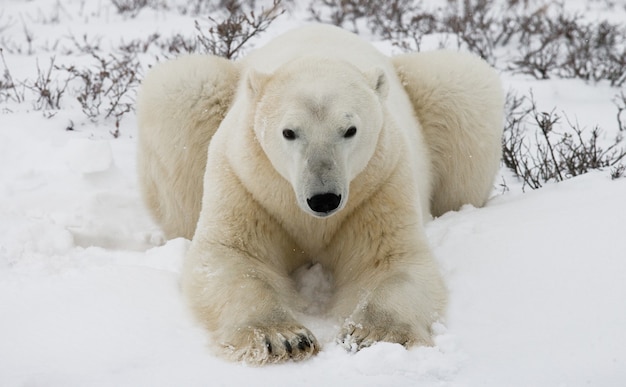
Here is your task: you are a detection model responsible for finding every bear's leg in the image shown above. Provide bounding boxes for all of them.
[393,51,504,217]
[327,186,447,351]
[182,156,319,365]
[333,259,447,351]
[182,241,319,364]
[137,55,239,239]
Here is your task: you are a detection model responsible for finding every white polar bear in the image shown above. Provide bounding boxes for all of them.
[137,24,503,364]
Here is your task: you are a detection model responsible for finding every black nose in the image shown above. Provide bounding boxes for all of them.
[307,193,341,214]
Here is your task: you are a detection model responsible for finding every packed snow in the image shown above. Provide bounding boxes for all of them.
[1,0,626,386]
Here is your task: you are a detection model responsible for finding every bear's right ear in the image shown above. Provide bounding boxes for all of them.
[365,67,389,100]
[246,69,271,98]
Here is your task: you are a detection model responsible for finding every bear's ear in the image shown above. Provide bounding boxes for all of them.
[246,69,271,97]
[365,67,389,99]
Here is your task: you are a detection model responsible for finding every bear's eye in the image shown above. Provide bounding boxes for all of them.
[344,126,357,138]
[282,129,297,140]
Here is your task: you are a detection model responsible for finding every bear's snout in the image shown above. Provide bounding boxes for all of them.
[307,193,342,215]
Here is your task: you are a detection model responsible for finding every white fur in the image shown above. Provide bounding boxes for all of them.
[393,51,504,216]
[137,54,238,239]
[137,24,503,364]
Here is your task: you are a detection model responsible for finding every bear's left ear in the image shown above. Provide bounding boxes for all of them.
[246,69,271,98]
[365,67,389,99]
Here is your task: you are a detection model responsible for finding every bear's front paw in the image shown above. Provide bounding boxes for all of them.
[220,324,319,364]
[337,318,415,352]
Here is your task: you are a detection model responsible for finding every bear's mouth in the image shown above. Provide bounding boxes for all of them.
[306,193,342,216]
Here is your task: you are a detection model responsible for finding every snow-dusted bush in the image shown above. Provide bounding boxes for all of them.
[194,0,285,59]
[503,92,625,190]
[59,52,141,136]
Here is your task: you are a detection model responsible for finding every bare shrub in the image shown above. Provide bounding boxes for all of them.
[616,92,626,132]
[19,16,36,55]
[308,0,518,60]
[110,0,149,17]
[558,121,625,179]
[0,70,14,104]
[308,0,626,83]
[63,34,103,55]
[368,0,439,52]
[512,9,626,84]
[611,163,626,180]
[26,56,70,111]
[1,51,69,113]
[156,33,199,55]
[3,1,285,133]
[502,91,626,189]
[501,92,542,189]
[118,33,160,54]
[308,0,427,40]
[441,0,518,62]
[308,0,376,32]
[179,0,214,16]
[560,20,623,84]
[195,0,285,59]
[59,52,141,133]
[0,48,25,104]
[181,0,259,16]
[307,0,438,51]
[91,1,287,59]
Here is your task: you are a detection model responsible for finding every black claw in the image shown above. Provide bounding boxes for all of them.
[284,340,293,354]
[265,337,273,354]
[297,334,311,351]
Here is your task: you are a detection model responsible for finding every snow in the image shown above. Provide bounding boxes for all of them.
[430,174,626,386]
[1,1,626,386]
[63,139,113,174]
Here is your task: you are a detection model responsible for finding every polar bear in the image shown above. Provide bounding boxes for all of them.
[137,24,503,364]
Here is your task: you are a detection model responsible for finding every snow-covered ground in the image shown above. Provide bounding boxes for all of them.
[1,1,626,386]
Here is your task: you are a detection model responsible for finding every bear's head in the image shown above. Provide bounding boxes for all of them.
[247,57,388,218]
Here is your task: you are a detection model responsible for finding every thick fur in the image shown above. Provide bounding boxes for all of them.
[137,24,503,364]
[393,51,504,217]
[137,55,238,239]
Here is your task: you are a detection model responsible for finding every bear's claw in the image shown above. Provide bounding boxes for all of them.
[221,324,319,365]
[337,320,415,352]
